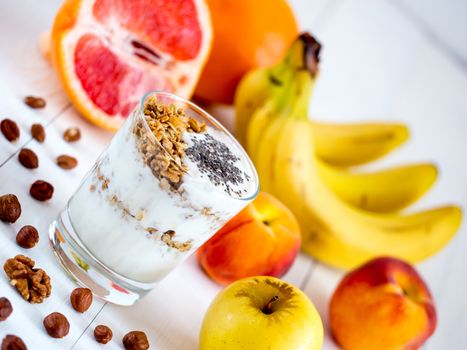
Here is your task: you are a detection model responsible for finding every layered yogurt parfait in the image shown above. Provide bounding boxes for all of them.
[50,92,258,305]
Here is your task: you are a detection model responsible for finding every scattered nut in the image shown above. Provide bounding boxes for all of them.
[1,119,20,142]
[1,335,27,350]
[16,226,39,249]
[0,297,13,321]
[94,325,113,344]
[24,96,46,109]
[29,180,53,201]
[70,287,92,313]
[0,194,21,223]
[188,117,205,133]
[161,230,192,252]
[56,155,77,170]
[123,331,149,350]
[3,255,51,304]
[18,149,39,169]
[63,127,80,142]
[30,124,45,143]
[43,312,69,339]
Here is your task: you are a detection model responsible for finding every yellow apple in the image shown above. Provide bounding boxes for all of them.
[199,276,323,350]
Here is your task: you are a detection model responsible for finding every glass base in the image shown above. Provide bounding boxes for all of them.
[48,209,155,306]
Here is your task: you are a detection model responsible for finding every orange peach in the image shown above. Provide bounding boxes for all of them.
[197,192,301,285]
[330,257,436,350]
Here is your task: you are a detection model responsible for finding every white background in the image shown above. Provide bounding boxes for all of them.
[0,0,466,349]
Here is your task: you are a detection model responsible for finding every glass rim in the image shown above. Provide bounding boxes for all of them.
[137,90,259,202]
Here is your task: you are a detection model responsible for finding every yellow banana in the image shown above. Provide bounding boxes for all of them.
[239,33,462,268]
[235,67,274,146]
[235,34,409,167]
[254,80,420,213]
[246,100,270,159]
[246,99,280,160]
[310,121,409,167]
[253,115,290,192]
[317,160,438,213]
[235,33,320,147]
[253,113,435,213]
[265,118,461,269]
[246,70,308,165]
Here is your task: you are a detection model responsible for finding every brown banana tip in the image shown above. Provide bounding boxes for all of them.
[299,32,321,76]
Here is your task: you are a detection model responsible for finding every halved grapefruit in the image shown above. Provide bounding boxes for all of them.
[50,0,212,130]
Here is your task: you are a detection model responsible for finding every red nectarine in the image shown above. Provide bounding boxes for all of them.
[197,192,301,285]
[330,257,436,350]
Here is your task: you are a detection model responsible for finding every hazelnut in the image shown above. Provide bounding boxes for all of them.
[30,124,45,143]
[0,297,13,321]
[123,331,149,350]
[63,127,81,142]
[43,312,69,338]
[18,149,39,169]
[56,155,78,170]
[0,194,21,223]
[29,180,53,201]
[0,119,20,142]
[94,325,113,344]
[1,335,27,350]
[16,226,39,249]
[24,96,46,109]
[70,288,92,313]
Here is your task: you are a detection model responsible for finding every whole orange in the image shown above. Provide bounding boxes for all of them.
[195,0,298,105]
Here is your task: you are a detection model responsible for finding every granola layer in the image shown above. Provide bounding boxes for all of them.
[134,97,205,187]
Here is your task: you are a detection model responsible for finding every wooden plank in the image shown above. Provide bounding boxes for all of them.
[302,265,341,350]
[289,0,342,33]
[73,253,315,349]
[389,41,467,350]
[302,0,467,349]
[0,0,70,164]
[394,0,467,68]
[0,106,111,349]
[0,0,464,349]
[307,0,425,123]
[0,8,114,347]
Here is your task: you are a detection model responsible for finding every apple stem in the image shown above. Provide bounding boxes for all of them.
[262,295,279,315]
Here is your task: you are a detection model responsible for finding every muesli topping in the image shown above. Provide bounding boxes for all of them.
[134,97,206,188]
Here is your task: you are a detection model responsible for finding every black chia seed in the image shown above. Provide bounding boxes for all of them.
[186,134,246,196]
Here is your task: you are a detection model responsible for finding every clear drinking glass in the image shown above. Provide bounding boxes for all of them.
[49,91,259,305]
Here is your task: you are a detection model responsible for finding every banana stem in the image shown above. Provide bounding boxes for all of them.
[266,33,320,118]
[268,69,314,120]
[290,72,315,120]
[274,79,299,115]
[269,33,321,85]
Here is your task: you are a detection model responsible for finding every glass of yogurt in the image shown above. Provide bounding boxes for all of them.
[49,91,259,305]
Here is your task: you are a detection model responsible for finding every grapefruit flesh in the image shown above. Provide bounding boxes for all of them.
[51,0,212,130]
[92,0,202,60]
[74,33,168,118]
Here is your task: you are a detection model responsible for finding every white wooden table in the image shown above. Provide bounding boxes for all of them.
[0,0,466,349]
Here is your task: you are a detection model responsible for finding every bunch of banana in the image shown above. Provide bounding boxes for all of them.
[234,33,462,269]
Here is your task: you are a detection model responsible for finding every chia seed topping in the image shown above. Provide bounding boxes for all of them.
[186,134,247,197]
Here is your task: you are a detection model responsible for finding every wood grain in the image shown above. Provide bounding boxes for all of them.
[0,0,466,349]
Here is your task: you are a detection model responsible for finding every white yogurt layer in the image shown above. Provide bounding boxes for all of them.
[68,113,256,283]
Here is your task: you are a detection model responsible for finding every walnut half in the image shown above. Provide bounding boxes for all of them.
[3,255,51,304]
